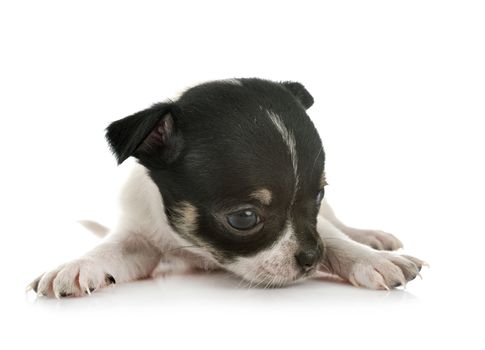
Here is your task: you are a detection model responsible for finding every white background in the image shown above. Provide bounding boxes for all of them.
[1,1,484,349]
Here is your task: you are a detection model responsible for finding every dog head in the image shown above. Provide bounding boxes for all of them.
[106,78,326,287]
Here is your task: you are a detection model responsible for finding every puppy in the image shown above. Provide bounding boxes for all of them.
[29,78,425,297]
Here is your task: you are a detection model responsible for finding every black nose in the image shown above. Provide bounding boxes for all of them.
[295,249,320,272]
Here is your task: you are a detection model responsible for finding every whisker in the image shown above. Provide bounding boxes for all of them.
[242,266,265,289]
[251,271,268,289]
[160,245,201,254]
[265,275,277,289]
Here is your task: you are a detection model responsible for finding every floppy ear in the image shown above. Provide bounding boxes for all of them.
[105,102,183,166]
[281,81,314,109]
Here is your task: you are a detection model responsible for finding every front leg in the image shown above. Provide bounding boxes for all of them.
[317,215,425,290]
[319,199,403,251]
[29,231,161,298]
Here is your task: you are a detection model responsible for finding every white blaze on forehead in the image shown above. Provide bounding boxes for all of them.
[267,110,299,199]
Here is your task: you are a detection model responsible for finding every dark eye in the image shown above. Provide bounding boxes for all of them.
[316,189,325,205]
[227,210,259,230]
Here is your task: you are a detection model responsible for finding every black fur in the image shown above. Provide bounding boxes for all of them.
[281,81,314,109]
[106,78,325,264]
[106,102,184,166]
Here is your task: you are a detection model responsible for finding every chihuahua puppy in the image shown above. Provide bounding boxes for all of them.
[29,78,424,297]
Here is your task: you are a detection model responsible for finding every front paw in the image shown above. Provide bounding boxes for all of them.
[347,252,426,290]
[28,259,116,298]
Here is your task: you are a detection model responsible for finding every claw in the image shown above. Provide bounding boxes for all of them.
[378,281,390,291]
[348,274,360,288]
[26,276,41,293]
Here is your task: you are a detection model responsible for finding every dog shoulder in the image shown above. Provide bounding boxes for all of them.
[118,164,172,239]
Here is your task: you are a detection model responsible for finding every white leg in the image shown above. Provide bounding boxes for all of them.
[317,215,424,290]
[29,231,161,298]
[319,199,403,251]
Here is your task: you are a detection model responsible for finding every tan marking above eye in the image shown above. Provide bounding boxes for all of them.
[250,188,272,206]
[320,172,328,188]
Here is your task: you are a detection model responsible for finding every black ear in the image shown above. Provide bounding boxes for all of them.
[281,81,314,109]
[105,102,183,166]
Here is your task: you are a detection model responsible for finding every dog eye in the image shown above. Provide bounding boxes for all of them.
[316,189,325,204]
[227,210,259,230]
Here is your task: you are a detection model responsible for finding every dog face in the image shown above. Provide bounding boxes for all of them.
[106,78,326,286]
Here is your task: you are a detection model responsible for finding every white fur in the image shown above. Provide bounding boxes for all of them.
[30,164,423,297]
[319,199,403,250]
[224,221,301,287]
[316,215,423,289]
[32,165,218,298]
[223,78,243,86]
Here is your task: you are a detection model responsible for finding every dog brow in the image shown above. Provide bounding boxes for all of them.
[320,172,328,188]
[250,188,272,205]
